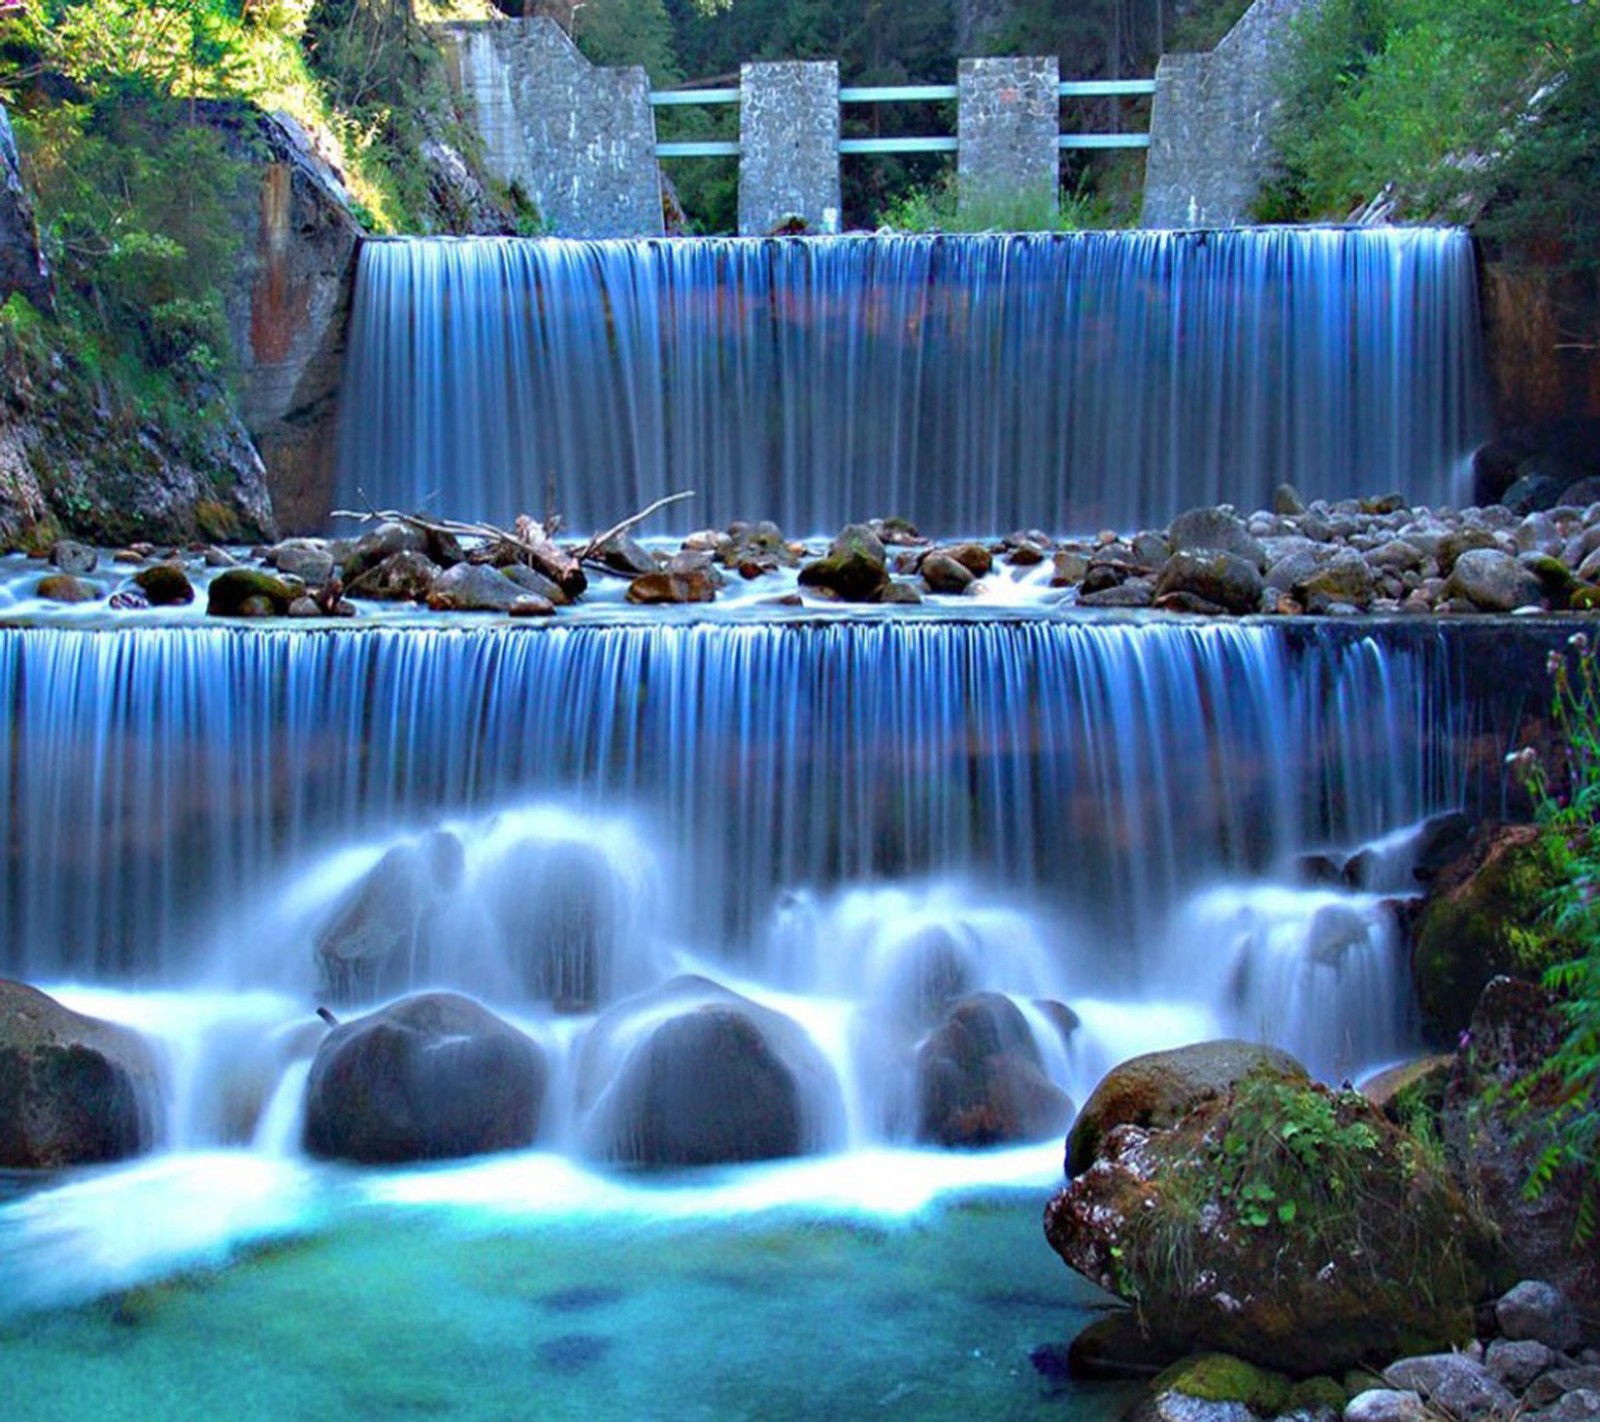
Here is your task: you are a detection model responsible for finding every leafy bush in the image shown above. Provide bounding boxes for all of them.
[1508,631,1600,1243]
[881,170,1102,233]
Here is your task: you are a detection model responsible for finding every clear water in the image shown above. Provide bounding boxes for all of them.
[333,230,1487,536]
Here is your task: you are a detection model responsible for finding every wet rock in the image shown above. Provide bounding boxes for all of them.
[35,573,99,603]
[577,976,842,1167]
[303,992,545,1164]
[1051,549,1091,586]
[1344,1390,1427,1422]
[1445,548,1546,611]
[594,531,657,576]
[1529,1391,1600,1422]
[914,992,1073,1148]
[132,562,196,606]
[1077,578,1155,608]
[625,569,716,604]
[0,979,161,1168]
[1383,1355,1516,1420]
[1064,1312,1176,1379]
[722,520,800,573]
[341,522,429,582]
[798,524,890,602]
[1152,1354,1293,1414]
[877,580,923,604]
[1065,1039,1308,1176]
[269,538,336,585]
[1294,549,1376,612]
[1273,483,1305,515]
[1485,1338,1557,1391]
[503,563,568,604]
[48,539,97,575]
[1153,549,1263,615]
[1125,1394,1253,1422]
[1167,508,1267,570]
[206,567,303,616]
[1497,1280,1583,1353]
[510,593,556,617]
[347,549,441,602]
[1438,528,1502,575]
[426,562,526,612]
[921,552,976,594]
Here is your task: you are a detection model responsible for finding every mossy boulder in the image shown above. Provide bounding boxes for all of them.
[1065,1039,1308,1177]
[206,566,304,617]
[0,979,162,1167]
[133,562,196,606]
[1153,1354,1293,1413]
[797,523,889,602]
[1409,822,1568,1043]
[1045,1074,1503,1375]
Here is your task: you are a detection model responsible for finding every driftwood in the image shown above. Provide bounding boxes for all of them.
[576,491,697,561]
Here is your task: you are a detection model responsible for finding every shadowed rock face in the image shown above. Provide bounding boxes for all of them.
[302,992,546,1164]
[0,99,52,313]
[0,979,161,1168]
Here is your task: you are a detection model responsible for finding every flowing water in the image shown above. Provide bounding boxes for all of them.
[334,230,1487,535]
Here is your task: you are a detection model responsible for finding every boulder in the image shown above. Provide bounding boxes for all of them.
[921,552,976,594]
[1485,1338,1557,1391]
[426,562,525,612]
[1153,549,1264,615]
[914,992,1073,1148]
[1345,1391,1428,1422]
[1065,1039,1308,1177]
[594,531,657,577]
[133,562,196,606]
[1045,1075,1501,1375]
[1497,1280,1583,1353]
[1167,508,1267,570]
[206,567,304,616]
[313,833,466,1004]
[341,522,430,582]
[35,573,100,603]
[1294,549,1376,612]
[346,549,441,602]
[1445,548,1546,612]
[798,524,890,602]
[270,538,337,585]
[625,569,716,604]
[48,539,97,575]
[1408,823,1567,1041]
[577,975,842,1167]
[302,992,545,1163]
[0,99,52,312]
[0,979,161,1167]
[1383,1355,1516,1420]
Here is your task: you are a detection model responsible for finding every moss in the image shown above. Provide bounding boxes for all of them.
[1288,1376,1351,1411]
[1155,1353,1292,1412]
[194,499,240,544]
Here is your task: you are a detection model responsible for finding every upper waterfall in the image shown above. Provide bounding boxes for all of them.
[333,229,1488,537]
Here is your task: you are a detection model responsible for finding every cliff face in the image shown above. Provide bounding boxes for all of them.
[0,98,51,313]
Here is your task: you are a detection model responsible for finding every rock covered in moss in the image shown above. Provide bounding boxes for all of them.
[133,562,196,606]
[798,523,889,602]
[206,566,303,616]
[1045,1073,1503,1375]
[0,978,162,1167]
[1065,1039,1308,1176]
[35,572,100,603]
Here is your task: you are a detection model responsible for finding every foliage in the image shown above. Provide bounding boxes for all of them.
[881,170,1101,232]
[1507,631,1600,1243]
[1267,0,1600,258]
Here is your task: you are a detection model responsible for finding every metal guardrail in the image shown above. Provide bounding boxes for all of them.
[649,78,1156,158]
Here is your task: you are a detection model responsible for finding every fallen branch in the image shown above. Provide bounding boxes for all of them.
[331,505,586,597]
[578,491,697,561]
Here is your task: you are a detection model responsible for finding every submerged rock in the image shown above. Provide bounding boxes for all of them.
[0,979,162,1168]
[302,992,545,1164]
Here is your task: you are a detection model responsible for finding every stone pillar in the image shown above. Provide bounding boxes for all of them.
[436,18,663,238]
[738,61,840,236]
[957,56,1060,219]
[1142,0,1322,228]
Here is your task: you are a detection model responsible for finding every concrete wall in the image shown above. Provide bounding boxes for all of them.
[738,62,840,235]
[1142,0,1321,229]
[957,56,1060,218]
[437,18,662,238]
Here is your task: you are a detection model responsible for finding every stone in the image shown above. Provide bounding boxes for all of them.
[509,593,556,617]
[1295,549,1376,612]
[1065,1312,1177,1380]
[1529,1393,1600,1422]
[48,540,97,575]
[35,573,99,604]
[1153,548,1264,615]
[503,562,568,605]
[1125,1395,1254,1422]
[426,562,526,612]
[738,60,840,235]
[1273,483,1305,515]
[914,992,1073,1148]
[1445,548,1546,612]
[1078,578,1155,608]
[303,992,545,1164]
[1051,549,1091,586]
[1497,1280,1583,1353]
[1383,1355,1517,1420]
[1485,1338,1557,1391]
[0,99,52,312]
[1438,528,1502,574]
[342,522,430,582]
[1152,1353,1292,1413]
[1065,1038,1308,1176]
[0,979,161,1168]
[577,976,843,1166]
[207,567,304,616]
[957,56,1059,216]
[594,531,657,576]
[1167,508,1267,569]
[921,552,976,594]
[346,549,441,602]
[876,581,923,605]
[625,570,716,604]
[1344,1391,1427,1422]
[797,523,889,602]
[270,538,336,585]
[132,562,196,607]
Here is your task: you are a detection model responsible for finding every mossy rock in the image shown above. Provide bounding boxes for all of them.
[1410,823,1568,1043]
[1288,1377,1351,1411]
[1154,1353,1292,1413]
[206,567,303,617]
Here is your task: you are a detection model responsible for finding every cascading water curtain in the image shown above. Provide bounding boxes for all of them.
[0,620,1470,985]
[333,229,1488,537]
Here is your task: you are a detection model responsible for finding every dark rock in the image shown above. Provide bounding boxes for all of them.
[0,979,161,1167]
[504,562,568,605]
[921,552,976,594]
[1446,548,1545,611]
[48,540,97,575]
[1273,484,1305,515]
[1497,1280,1583,1353]
[1528,1391,1600,1422]
[132,562,196,606]
[1438,528,1502,575]
[577,976,842,1167]
[1065,1039,1308,1176]
[1064,1311,1176,1379]
[1383,1356,1516,1420]
[871,516,924,546]
[426,562,526,612]
[1051,549,1091,586]
[797,524,889,602]
[1078,578,1155,608]
[270,538,336,585]
[207,567,303,616]
[342,522,430,582]
[510,593,556,617]
[914,992,1073,1148]
[1153,549,1264,615]
[346,549,441,602]
[303,992,545,1164]
[1504,473,1569,517]
[876,581,923,604]
[1294,549,1376,612]
[35,573,99,603]
[1167,508,1267,570]
[0,99,52,312]
[1484,1338,1557,1391]
[722,520,800,572]
[594,531,658,577]
[625,570,716,604]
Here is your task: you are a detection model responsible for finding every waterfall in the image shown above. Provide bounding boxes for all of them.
[333,229,1488,536]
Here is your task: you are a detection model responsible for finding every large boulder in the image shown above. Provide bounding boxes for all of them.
[0,979,161,1167]
[1167,508,1266,570]
[914,992,1073,1148]
[1153,549,1264,615]
[1065,1039,1308,1177]
[1408,822,1567,1042]
[1445,548,1546,612]
[577,976,843,1167]
[798,524,890,602]
[302,992,545,1163]
[1045,1074,1503,1375]
[0,99,52,312]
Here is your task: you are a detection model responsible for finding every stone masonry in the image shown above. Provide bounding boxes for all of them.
[738,62,841,236]
[436,18,662,238]
[1142,0,1323,228]
[957,56,1060,218]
